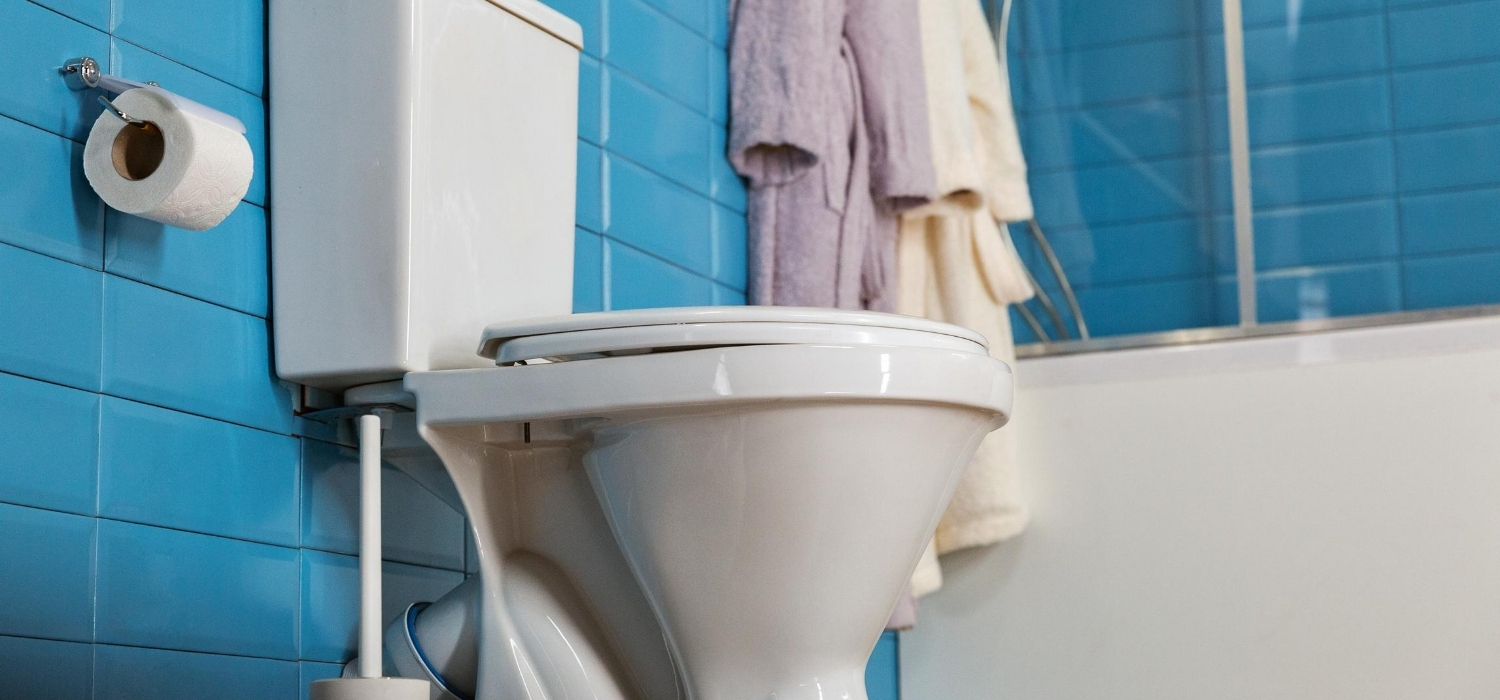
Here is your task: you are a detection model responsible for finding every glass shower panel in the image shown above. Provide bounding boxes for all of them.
[1218,0,1500,322]
[1003,0,1239,341]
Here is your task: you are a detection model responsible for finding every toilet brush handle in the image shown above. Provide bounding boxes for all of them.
[358,413,384,679]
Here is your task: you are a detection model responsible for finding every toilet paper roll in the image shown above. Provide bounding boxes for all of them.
[83,87,253,231]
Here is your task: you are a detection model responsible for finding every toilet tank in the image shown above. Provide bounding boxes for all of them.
[269,0,581,391]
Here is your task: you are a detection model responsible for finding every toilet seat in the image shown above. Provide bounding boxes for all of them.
[478,306,990,365]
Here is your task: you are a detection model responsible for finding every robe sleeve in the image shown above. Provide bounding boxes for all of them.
[727,0,828,187]
[843,0,937,213]
[957,0,1034,222]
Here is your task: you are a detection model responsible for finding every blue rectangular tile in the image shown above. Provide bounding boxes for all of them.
[1074,277,1218,337]
[105,201,269,316]
[866,631,899,700]
[0,372,98,515]
[0,242,102,390]
[300,549,465,663]
[710,0,729,47]
[641,0,707,34]
[0,635,92,700]
[609,0,709,114]
[1401,187,1500,255]
[606,70,712,194]
[0,0,109,141]
[0,503,94,641]
[574,228,605,313]
[1223,199,1399,270]
[95,644,298,700]
[1046,217,1214,288]
[1205,14,1387,89]
[300,661,346,700]
[110,0,265,95]
[99,397,299,547]
[709,47,728,125]
[1026,37,1201,110]
[711,204,747,290]
[712,284,747,306]
[1207,75,1391,150]
[301,438,466,570]
[1031,155,1206,229]
[1023,96,1203,171]
[1238,138,1395,209]
[608,156,713,275]
[110,40,267,205]
[607,240,716,310]
[1404,250,1500,309]
[543,0,602,58]
[1025,0,1196,52]
[1390,0,1500,68]
[101,276,293,434]
[96,519,299,659]
[579,55,602,144]
[30,0,109,31]
[1204,0,1382,26]
[1223,262,1400,323]
[0,116,104,268]
[1397,123,1500,192]
[708,126,746,212]
[1394,61,1500,130]
[577,140,605,233]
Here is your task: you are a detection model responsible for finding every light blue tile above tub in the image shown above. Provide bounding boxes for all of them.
[1390,0,1500,68]
[95,644,298,700]
[0,635,93,700]
[1225,262,1401,324]
[101,276,294,434]
[0,372,98,515]
[1030,155,1206,229]
[579,56,603,144]
[1023,37,1201,111]
[577,141,605,233]
[1397,122,1500,193]
[641,0,708,35]
[575,228,605,313]
[1073,277,1218,337]
[301,438,465,571]
[606,70,712,194]
[1214,199,1399,271]
[606,240,717,310]
[1044,217,1214,289]
[0,117,105,268]
[608,156,714,276]
[1401,187,1500,255]
[1207,75,1391,150]
[110,0,264,95]
[0,0,109,141]
[1205,14,1388,89]
[109,40,267,206]
[712,284,747,306]
[1235,138,1395,210]
[300,661,346,700]
[99,397,300,547]
[712,204,747,291]
[300,549,465,663]
[29,0,109,31]
[1023,0,1196,52]
[0,242,102,391]
[1203,0,1382,28]
[0,503,95,641]
[96,519,299,660]
[708,126,746,212]
[866,631,899,700]
[609,0,709,115]
[1404,250,1500,310]
[709,47,728,126]
[1393,61,1500,131]
[1022,95,1204,172]
[542,0,602,58]
[105,202,269,317]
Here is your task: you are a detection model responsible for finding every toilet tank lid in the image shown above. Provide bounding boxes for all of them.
[477,307,990,362]
[487,0,584,49]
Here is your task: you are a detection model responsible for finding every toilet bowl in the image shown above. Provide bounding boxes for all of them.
[381,306,1012,700]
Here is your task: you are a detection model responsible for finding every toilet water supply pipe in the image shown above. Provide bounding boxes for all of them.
[359,413,384,679]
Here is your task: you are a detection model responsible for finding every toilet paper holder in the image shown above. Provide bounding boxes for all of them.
[60,56,247,134]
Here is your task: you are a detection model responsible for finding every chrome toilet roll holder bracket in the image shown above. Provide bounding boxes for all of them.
[58,55,248,134]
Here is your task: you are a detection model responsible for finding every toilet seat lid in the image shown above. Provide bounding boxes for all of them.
[478,307,989,365]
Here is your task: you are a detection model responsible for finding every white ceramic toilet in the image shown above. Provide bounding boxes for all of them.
[269,1,1013,699]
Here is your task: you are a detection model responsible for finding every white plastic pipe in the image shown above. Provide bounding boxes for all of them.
[1222,0,1259,326]
[358,413,383,679]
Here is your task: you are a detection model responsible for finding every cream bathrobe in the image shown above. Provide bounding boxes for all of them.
[904,0,1034,598]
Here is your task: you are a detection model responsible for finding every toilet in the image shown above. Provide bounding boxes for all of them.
[268,2,1013,699]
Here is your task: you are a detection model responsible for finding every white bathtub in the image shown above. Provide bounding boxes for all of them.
[902,312,1500,699]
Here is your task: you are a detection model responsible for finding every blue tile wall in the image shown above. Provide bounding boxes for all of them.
[0,0,776,697]
[1012,0,1500,340]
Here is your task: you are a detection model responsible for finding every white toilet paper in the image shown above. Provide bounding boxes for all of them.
[83,87,253,231]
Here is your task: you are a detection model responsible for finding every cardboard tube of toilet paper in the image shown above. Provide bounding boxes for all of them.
[83,87,253,231]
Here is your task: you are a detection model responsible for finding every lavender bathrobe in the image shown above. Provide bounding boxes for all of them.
[728,0,935,311]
